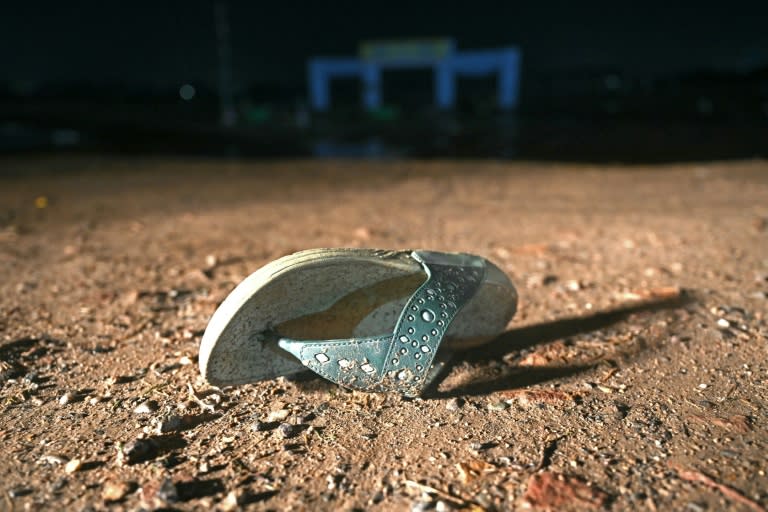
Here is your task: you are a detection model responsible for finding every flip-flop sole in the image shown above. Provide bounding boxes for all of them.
[200,249,517,387]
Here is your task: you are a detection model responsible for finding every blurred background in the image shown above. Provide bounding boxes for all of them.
[2,0,768,162]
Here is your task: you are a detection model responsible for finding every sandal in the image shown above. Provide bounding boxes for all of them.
[199,249,517,396]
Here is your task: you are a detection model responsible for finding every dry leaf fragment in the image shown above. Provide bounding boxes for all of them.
[688,414,752,433]
[710,414,752,433]
[522,471,609,510]
[670,463,765,512]
[456,458,496,483]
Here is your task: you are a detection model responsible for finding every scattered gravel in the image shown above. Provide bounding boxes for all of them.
[2,159,767,511]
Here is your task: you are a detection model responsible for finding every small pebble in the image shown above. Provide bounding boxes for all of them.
[156,415,185,434]
[59,392,74,405]
[446,397,464,411]
[64,458,82,474]
[120,438,158,465]
[487,401,508,411]
[267,409,290,422]
[278,423,305,439]
[716,318,730,329]
[133,400,159,414]
[564,279,582,291]
[102,480,131,502]
[219,491,240,511]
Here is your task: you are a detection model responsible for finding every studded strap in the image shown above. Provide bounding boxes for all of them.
[278,251,485,396]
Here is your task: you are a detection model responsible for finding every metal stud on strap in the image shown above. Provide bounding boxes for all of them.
[278,250,485,396]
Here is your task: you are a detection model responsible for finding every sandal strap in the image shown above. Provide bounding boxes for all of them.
[278,250,486,396]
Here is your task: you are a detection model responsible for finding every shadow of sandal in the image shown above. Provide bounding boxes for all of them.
[422,291,694,398]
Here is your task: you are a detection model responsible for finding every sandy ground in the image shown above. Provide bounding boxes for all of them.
[1,156,767,511]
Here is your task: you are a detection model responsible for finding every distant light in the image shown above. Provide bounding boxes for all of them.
[179,84,196,101]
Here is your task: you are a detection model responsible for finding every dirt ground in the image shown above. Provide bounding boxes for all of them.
[1,156,767,511]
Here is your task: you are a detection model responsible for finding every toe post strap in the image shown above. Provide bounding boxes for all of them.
[278,250,486,396]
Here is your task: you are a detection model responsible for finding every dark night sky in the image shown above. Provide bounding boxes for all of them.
[3,1,768,89]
